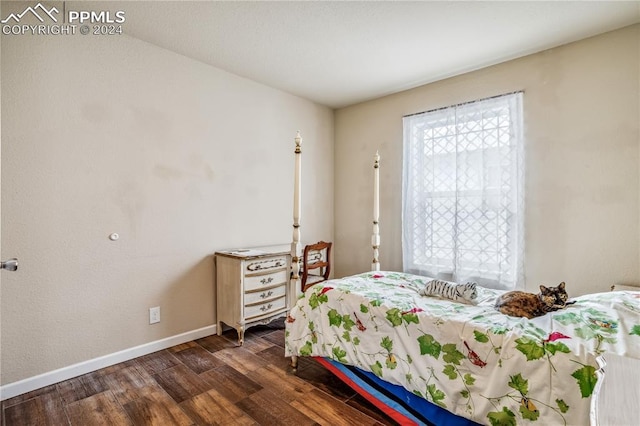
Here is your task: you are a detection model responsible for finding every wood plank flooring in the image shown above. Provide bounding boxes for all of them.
[1,325,398,425]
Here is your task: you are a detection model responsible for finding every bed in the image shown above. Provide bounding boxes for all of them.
[283,132,640,425]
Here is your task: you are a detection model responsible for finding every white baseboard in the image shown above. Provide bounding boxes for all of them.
[0,324,217,401]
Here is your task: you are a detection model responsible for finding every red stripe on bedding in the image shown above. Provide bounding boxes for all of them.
[314,357,418,426]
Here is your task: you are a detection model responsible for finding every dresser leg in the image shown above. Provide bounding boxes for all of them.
[217,321,222,336]
[291,356,298,370]
[237,326,244,346]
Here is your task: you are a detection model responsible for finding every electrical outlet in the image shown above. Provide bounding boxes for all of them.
[149,306,160,324]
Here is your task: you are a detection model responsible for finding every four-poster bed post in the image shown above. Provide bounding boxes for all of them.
[372,151,380,271]
[290,131,302,309]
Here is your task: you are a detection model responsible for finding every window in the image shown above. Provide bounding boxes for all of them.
[402,92,524,290]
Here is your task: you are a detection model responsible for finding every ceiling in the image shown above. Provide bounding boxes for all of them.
[104,1,639,108]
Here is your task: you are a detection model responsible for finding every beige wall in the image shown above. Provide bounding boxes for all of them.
[335,25,640,296]
[1,33,333,384]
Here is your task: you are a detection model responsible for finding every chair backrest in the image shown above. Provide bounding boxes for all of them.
[301,241,332,292]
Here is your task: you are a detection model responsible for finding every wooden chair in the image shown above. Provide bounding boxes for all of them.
[301,241,332,292]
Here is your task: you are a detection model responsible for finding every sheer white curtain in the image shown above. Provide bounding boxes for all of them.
[402,92,524,290]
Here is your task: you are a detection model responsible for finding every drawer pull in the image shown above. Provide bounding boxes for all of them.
[260,304,273,312]
[260,277,274,285]
[260,291,274,299]
[247,259,285,272]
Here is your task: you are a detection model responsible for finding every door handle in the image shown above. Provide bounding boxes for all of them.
[1,258,18,271]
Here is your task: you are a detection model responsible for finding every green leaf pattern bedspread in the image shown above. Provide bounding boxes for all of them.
[284,271,640,425]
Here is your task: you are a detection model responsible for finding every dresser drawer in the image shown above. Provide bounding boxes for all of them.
[244,284,286,305]
[244,296,286,320]
[244,269,288,292]
[245,256,288,274]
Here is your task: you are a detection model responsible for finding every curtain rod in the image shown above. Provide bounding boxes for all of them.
[403,90,524,118]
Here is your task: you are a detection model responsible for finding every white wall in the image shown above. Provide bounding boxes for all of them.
[334,25,639,296]
[1,32,333,384]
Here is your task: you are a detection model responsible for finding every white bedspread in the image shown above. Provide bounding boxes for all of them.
[284,271,640,425]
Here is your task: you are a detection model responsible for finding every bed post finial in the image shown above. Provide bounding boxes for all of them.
[291,131,302,305]
[294,130,302,153]
[372,151,380,271]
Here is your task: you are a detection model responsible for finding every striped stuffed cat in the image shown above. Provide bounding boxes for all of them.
[419,279,478,305]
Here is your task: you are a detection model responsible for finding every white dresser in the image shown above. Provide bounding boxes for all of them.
[215,245,292,345]
[591,353,640,426]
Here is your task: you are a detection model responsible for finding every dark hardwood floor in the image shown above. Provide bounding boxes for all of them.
[1,325,398,425]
